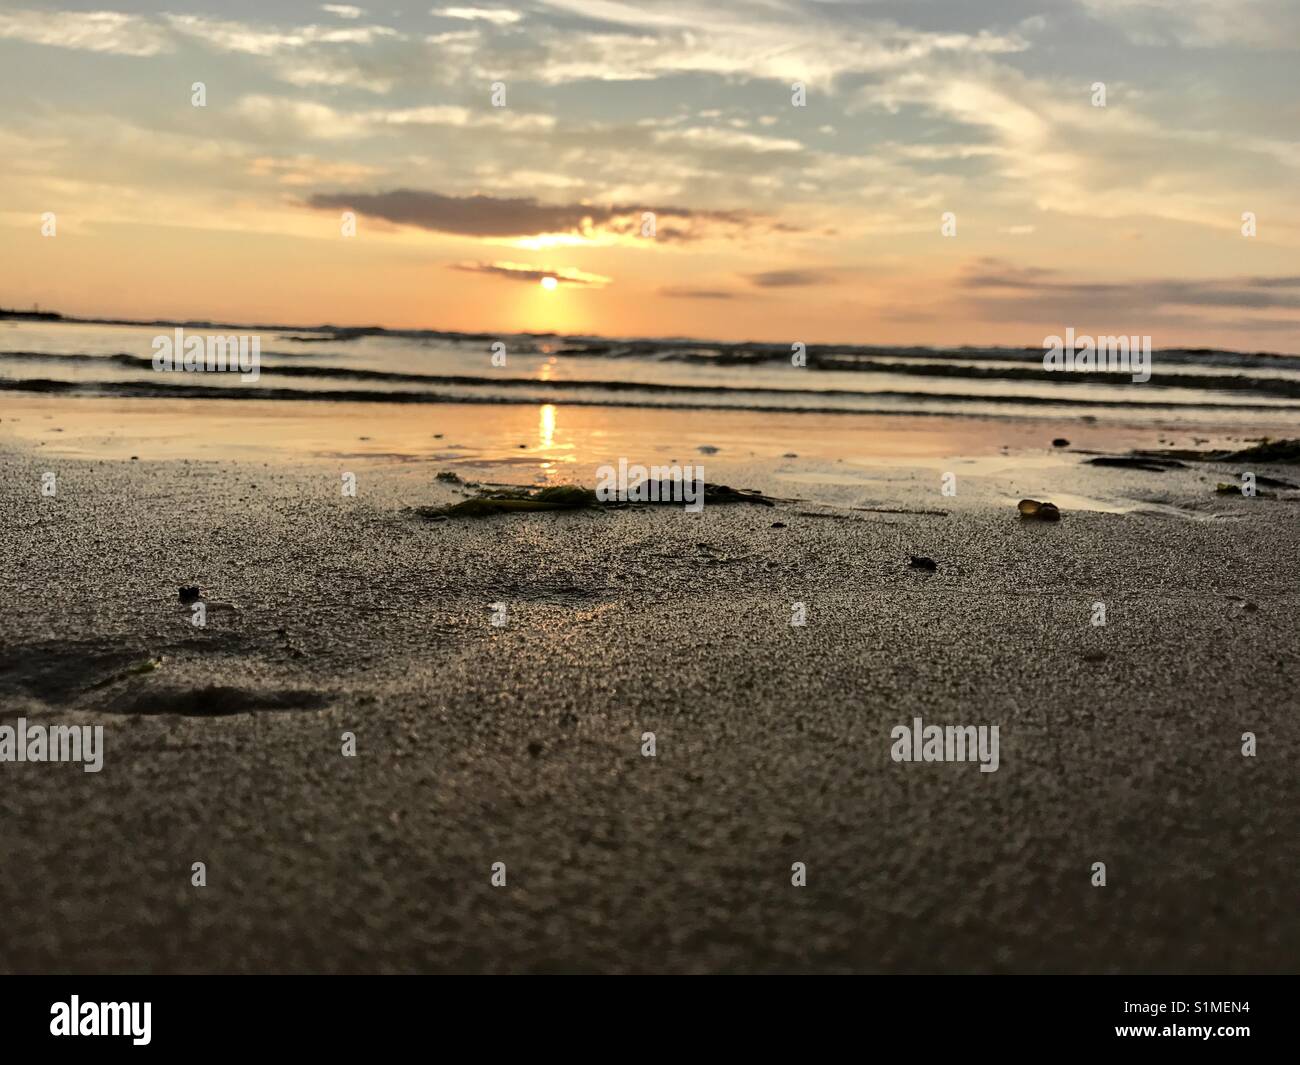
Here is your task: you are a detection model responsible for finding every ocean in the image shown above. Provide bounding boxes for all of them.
[5,316,1300,428]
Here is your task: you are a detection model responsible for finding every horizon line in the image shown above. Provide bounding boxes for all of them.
[3,305,1298,360]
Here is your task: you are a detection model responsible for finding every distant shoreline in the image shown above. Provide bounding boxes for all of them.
[0,308,62,322]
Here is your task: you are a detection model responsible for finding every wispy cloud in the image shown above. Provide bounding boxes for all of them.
[745,270,829,288]
[953,258,1300,333]
[230,95,553,138]
[522,1,1029,86]
[0,9,170,56]
[432,7,523,25]
[165,14,413,93]
[164,14,399,54]
[306,188,760,241]
[453,260,611,286]
[1079,0,1300,49]
[650,127,803,154]
[660,285,739,300]
[961,259,1300,310]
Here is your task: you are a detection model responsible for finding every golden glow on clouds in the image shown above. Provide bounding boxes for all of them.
[511,233,602,250]
[0,2,1298,349]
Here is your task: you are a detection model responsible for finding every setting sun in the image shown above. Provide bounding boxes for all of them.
[540,276,558,291]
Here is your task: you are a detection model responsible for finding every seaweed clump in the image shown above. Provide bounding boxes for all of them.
[1130,437,1300,464]
[1217,438,1300,463]
[422,485,597,518]
[415,482,776,519]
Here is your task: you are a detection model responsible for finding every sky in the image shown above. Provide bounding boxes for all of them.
[1,0,1298,348]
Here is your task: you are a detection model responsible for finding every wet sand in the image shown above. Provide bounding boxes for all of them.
[1,398,1297,973]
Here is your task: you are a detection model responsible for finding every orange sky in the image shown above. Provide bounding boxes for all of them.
[2,2,1299,349]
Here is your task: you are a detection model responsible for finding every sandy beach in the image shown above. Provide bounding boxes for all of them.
[2,394,1296,974]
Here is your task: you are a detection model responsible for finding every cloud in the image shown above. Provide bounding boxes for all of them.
[0,9,171,56]
[164,14,399,55]
[651,127,803,154]
[1079,0,1300,49]
[2,1,1297,351]
[950,258,1300,334]
[165,14,410,93]
[853,57,1296,234]
[958,261,1061,290]
[305,188,759,241]
[745,269,829,288]
[370,105,553,131]
[452,260,611,286]
[432,7,523,24]
[660,286,739,299]
[13,5,1026,96]
[230,96,553,139]
[247,154,379,187]
[234,96,364,140]
[960,259,1300,310]
[522,1,1028,86]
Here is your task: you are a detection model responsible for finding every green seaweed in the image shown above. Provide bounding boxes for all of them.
[89,657,163,690]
